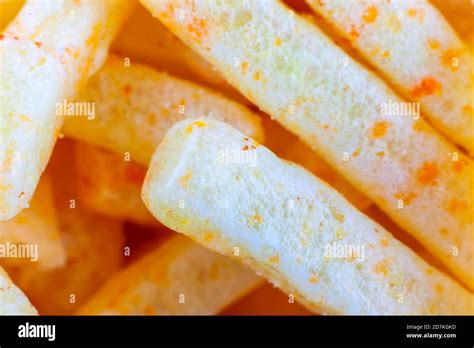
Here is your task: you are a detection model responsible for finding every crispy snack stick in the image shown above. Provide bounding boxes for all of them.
[111,3,248,105]
[142,0,474,289]
[0,0,132,220]
[4,139,126,315]
[222,283,313,316]
[62,55,264,167]
[307,0,474,154]
[64,57,367,211]
[0,0,24,31]
[6,208,125,315]
[0,266,36,314]
[0,173,66,270]
[262,116,372,211]
[77,235,262,315]
[75,142,156,225]
[142,118,473,315]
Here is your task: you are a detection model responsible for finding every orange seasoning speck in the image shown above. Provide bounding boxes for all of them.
[452,157,468,173]
[407,8,417,17]
[349,25,359,39]
[447,198,468,214]
[203,232,214,242]
[379,239,389,247]
[269,255,280,264]
[187,18,208,44]
[411,77,441,98]
[179,171,193,188]
[372,121,390,138]
[252,214,263,224]
[363,6,378,23]
[382,50,390,59]
[461,104,473,116]
[309,273,319,284]
[395,192,417,206]
[274,37,282,46]
[123,84,132,96]
[428,39,440,50]
[416,162,439,186]
[186,120,206,133]
[374,259,389,277]
[253,70,261,81]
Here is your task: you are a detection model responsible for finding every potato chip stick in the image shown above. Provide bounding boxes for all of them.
[0,173,66,269]
[0,0,24,31]
[63,55,263,167]
[142,118,473,315]
[0,0,132,220]
[0,266,36,314]
[142,0,474,289]
[75,142,156,225]
[307,0,474,154]
[77,235,262,315]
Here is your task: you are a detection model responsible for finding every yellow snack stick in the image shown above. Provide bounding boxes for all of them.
[141,0,474,289]
[0,173,66,269]
[142,118,473,314]
[0,0,133,220]
[63,55,264,167]
[77,235,262,315]
[75,142,156,225]
[307,0,474,154]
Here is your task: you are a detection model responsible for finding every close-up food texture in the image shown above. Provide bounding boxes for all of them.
[0,0,473,317]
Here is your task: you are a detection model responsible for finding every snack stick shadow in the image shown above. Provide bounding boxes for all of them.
[0,0,133,220]
[141,0,474,289]
[142,118,473,315]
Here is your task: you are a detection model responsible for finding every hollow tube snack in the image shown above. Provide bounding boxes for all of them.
[62,55,264,167]
[307,0,474,154]
[142,118,473,315]
[141,0,474,289]
[75,142,156,225]
[0,173,66,269]
[0,0,132,220]
[0,266,37,315]
[77,234,262,315]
